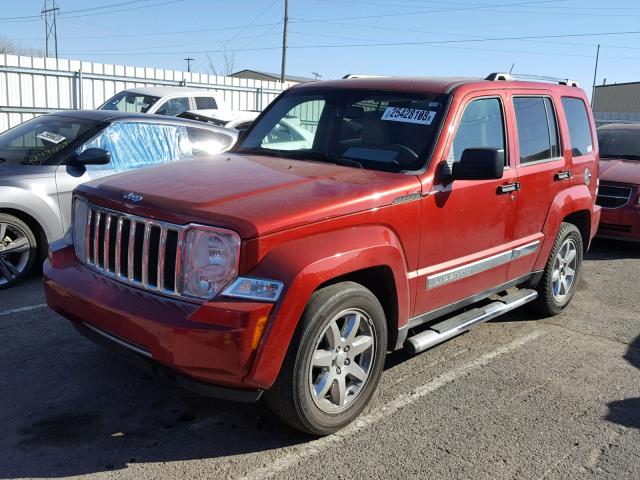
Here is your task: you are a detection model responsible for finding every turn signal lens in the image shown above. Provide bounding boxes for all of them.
[222,277,284,302]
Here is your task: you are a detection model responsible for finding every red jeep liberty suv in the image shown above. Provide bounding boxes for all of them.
[44,73,601,435]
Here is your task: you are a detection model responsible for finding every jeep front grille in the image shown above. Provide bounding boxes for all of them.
[83,204,183,296]
[596,184,633,209]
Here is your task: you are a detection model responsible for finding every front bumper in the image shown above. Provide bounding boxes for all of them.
[44,246,274,396]
[597,204,640,242]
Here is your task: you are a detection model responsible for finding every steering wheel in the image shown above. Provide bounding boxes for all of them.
[390,144,419,162]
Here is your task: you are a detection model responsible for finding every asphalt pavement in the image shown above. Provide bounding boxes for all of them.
[1,239,638,480]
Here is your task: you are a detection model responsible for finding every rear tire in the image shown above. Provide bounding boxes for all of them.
[531,222,583,316]
[265,281,387,435]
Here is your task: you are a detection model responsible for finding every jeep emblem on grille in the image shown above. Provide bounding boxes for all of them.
[123,192,143,203]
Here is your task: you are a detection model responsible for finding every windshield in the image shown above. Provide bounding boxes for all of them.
[99,91,160,113]
[0,115,100,166]
[237,89,449,172]
[598,127,640,160]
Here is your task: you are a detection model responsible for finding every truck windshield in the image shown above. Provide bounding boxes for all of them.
[598,127,640,160]
[0,115,99,166]
[237,89,449,172]
[99,91,160,113]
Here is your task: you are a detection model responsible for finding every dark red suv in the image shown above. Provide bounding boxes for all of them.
[44,73,600,435]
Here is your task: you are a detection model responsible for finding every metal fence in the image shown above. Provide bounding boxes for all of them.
[0,54,289,132]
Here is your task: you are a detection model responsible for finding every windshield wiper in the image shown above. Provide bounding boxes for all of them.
[237,148,365,168]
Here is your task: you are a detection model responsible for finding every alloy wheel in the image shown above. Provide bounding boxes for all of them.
[308,308,375,413]
[0,222,31,286]
[551,238,578,303]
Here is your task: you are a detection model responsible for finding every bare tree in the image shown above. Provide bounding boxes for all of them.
[206,48,236,76]
[0,35,44,56]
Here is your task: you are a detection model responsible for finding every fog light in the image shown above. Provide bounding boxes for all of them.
[222,277,283,302]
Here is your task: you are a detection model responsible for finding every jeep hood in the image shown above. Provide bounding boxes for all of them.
[77,154,422,238]
[599,158,640,185]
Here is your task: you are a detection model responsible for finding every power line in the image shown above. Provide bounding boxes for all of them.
[0,0,186,24]
[61,29,640,57]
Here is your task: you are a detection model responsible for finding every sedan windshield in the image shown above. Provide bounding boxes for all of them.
[0,115,99,166]
[237,89,449,172]
[99,91,160,114]
[598,127,640,160]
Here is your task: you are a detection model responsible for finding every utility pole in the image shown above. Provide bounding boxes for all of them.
[184,57,194,72]
[280,0,288,83]
[591,44,600,108]
[311,72,322,80]
[41,0,60,59]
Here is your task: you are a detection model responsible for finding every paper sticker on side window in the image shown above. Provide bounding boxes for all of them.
[381,107,436,125]
[36,131,66,144]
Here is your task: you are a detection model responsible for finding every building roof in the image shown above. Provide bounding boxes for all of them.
[595,81,640,89]
[229,69,316,83]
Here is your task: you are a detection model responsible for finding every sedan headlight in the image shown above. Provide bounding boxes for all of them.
[181,226,240,299]
[72,195,89,262]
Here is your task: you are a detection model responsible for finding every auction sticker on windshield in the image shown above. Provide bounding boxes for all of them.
[381,107,436,125]
[36,131,66,144]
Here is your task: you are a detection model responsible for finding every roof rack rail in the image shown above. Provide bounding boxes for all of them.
[485,72,579,87]
[342,74,390,79]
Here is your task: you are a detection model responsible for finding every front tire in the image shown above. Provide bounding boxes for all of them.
[532,222,583,316]
[0,213,38,289]
[265,282,388,435]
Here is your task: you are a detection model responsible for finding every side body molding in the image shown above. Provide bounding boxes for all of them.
[244,225,411,388]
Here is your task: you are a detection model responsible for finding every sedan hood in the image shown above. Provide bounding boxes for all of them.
[599,158,640,185]
[78,154,422,238]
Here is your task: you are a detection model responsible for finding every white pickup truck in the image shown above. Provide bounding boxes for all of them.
[99,87,228,117]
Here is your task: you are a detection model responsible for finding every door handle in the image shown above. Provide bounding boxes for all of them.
[554,170,572,181]
[497,182,520,194]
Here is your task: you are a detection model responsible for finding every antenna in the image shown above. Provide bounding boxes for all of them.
[41,0,60,59]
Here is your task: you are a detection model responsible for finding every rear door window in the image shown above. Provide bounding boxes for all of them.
[194,97,218,110]
[561,97,593,156]
[513,96,560,164]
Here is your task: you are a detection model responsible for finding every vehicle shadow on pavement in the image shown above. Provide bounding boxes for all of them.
[605,335,640,430]
[1,327,308,479]
[586,238,640,261]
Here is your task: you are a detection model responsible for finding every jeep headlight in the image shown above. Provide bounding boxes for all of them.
[72,195,89,262]
[181,226,240,299]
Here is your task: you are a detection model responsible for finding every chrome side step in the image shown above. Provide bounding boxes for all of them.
[404,288,538,354]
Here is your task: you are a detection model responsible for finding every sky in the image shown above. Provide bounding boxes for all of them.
[1,0,640,93]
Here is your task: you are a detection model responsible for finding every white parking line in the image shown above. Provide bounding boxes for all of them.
[0,303,47,317]
[239,330,546,480]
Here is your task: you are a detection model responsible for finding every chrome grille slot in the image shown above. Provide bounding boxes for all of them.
[82,203,184,297]
[596,184,633,209]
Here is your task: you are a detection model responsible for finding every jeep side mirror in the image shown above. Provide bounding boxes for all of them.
[452,148,504,180]
[72,148,111,166]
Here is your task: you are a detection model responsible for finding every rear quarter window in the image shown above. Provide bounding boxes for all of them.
[561,97,593,156]
[195,97,218,110]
